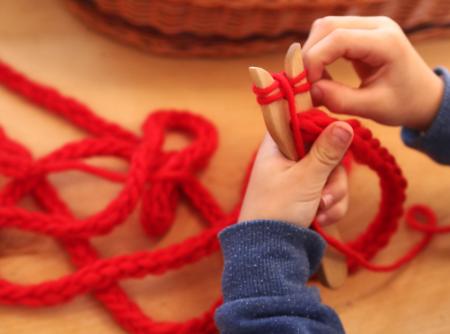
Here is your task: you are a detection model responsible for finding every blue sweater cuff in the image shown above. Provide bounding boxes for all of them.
[218,220,325,301]
[401,67,450,164]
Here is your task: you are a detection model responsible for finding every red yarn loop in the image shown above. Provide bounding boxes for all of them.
[287,70,311,95]
[252,71,310,106]
[406,204,447,233]
[252,80,282,105]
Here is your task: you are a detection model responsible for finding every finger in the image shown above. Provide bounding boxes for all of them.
[311,69,332,107]
[305,29,391,83]
[296,121,353,183]
[316,196,349,226]
[303,16,396,53]
[257,133,281,157]
[319,165,348,210]
[310,78,384,115]
[255,132,293,168]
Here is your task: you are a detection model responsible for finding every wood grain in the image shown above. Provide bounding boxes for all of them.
[1,1,450,333]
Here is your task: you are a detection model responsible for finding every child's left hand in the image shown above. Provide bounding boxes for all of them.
[239,121,353,228]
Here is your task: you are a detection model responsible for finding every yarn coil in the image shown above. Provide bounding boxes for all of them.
[0,61,447,333]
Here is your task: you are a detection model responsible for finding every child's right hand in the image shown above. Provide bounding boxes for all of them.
[303,16,445,131]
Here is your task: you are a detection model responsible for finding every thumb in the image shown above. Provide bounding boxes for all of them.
[298,121,353,182]
[311,79,378,116]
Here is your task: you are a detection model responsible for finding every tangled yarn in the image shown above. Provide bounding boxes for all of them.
[0,60,447,333]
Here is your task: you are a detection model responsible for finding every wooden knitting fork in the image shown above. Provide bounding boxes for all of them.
[249,42,348,288]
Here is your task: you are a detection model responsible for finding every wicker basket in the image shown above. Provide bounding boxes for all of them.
[91,0,450,38]
[66,0,450,57]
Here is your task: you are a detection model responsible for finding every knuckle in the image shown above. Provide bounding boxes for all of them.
[313,145,340,167]
[329,28,346,44]
[382,27,402,45]
[378,16,402,31]
[377,16,395,26]
[313,17,334,32]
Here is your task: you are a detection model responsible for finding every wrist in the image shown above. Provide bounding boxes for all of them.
[411,70,445,131]
[238,205,314,229]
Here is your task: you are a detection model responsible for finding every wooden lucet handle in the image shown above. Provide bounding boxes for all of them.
[249,43,348,288]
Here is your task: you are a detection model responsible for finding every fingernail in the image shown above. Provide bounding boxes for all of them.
[316,213,327,225]
[332,124,352,146]
[320,194,334,210]
[310,85,322,104]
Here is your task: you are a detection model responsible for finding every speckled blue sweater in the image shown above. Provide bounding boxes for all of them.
[215,68,450,334]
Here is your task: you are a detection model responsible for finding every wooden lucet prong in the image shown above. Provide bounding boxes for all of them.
[284,42,348,289]
[249,66,299,161]
[285,42,315,112]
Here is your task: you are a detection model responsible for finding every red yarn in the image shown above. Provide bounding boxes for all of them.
[253,70,448,272]
[0,60,447,334]
[0,61,236,333]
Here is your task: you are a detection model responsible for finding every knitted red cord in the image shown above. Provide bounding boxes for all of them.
[0,61,447,333]
[253,71,446,271]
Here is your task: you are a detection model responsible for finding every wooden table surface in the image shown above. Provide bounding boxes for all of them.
[1,1,450,333]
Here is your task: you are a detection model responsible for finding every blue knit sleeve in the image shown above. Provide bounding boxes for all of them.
[401,67,450,164]
[215,220,344,334]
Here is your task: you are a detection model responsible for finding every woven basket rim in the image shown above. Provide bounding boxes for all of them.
[95,0,386,10]
[67,0,450,58]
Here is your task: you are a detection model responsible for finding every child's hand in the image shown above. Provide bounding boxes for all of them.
[239,122,353,228]
[303,16,444,131]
